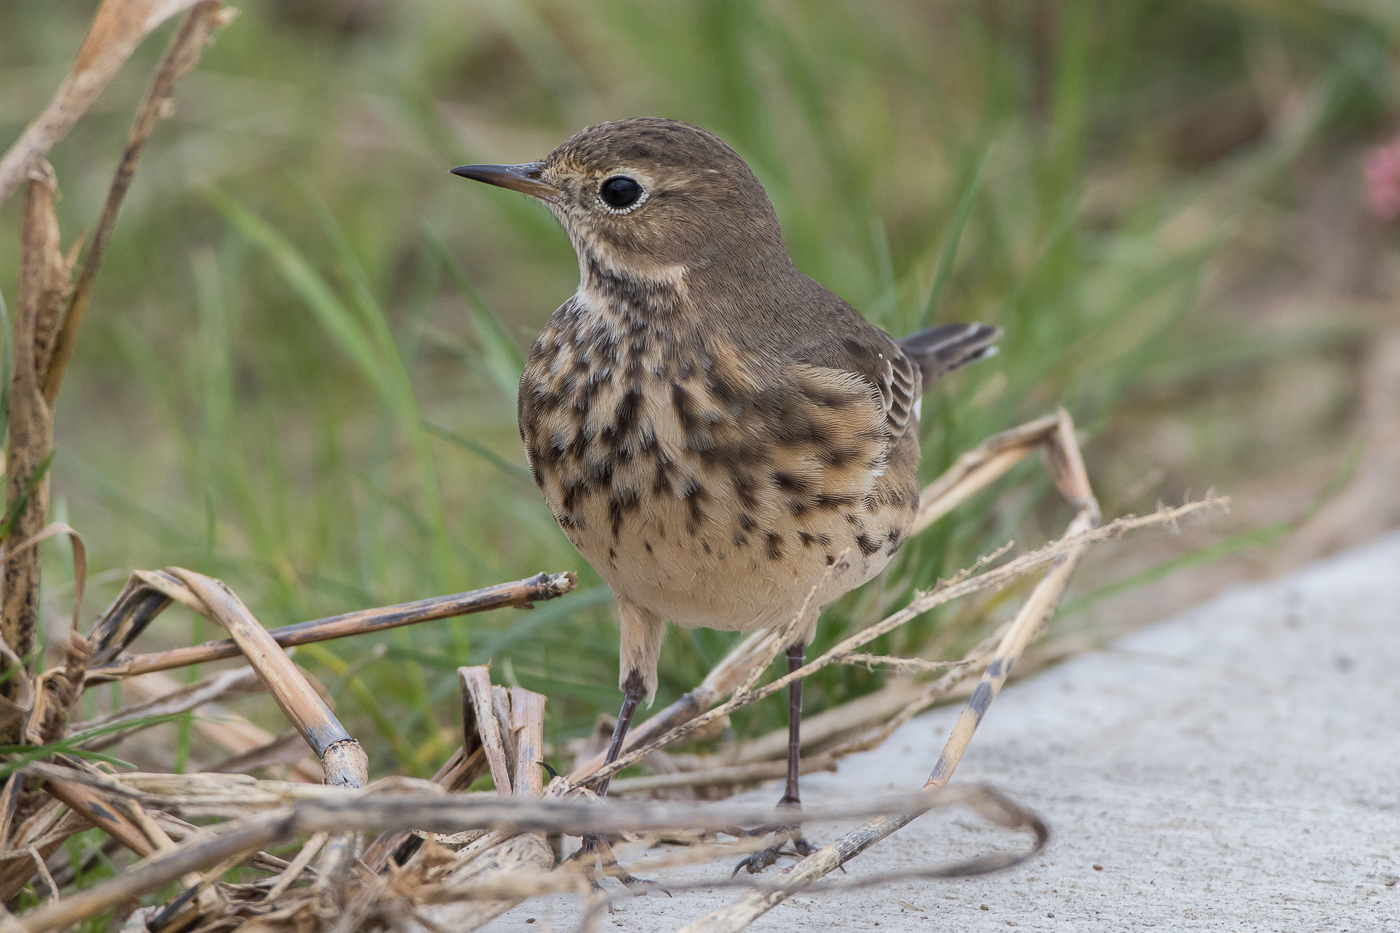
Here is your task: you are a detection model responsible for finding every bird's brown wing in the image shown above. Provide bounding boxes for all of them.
[787,327,921,443]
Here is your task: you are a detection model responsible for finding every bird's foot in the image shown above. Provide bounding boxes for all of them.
[731,825,817,876]
[574,833,667,894]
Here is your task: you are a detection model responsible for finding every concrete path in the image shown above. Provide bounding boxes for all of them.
[485,531,1400,932]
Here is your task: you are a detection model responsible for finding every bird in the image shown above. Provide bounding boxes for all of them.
[451,118,999,873]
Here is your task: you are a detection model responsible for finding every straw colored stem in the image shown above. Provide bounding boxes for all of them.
[1,166,68,742]
[86,572,576,680]
[170,569,367,789]
[608,755,837,796]
[42,2,227,405]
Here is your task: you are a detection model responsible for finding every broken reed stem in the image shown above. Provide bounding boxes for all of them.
[170,570,367,790]
[359,669,494,871]
[1,164,71,744]
[43,2,228,405]
[86,572,577,679]
[589,497,1224,789]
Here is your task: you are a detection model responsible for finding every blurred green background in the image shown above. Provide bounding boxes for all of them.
[1,0,1395,777]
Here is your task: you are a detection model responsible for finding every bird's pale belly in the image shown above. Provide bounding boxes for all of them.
[560,486,904,635]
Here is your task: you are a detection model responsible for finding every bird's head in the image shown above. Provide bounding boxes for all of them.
[452,118,789,289]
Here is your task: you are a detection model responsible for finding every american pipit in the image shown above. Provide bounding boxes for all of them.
[453,118,998,872]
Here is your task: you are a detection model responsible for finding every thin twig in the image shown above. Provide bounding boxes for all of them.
[87,572,577,679]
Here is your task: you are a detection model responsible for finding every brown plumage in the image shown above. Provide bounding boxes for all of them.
[452,118,998,870]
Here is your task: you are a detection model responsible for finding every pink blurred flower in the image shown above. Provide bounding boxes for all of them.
[1364,136,1400,220]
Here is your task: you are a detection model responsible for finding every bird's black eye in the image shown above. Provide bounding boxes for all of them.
[599,176,644,210]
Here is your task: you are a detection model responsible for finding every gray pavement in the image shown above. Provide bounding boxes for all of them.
[485,530,1400,932]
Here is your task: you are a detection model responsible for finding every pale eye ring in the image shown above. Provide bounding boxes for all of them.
[598,175,647,213]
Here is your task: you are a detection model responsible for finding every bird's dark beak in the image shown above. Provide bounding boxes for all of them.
[450,162,560,200]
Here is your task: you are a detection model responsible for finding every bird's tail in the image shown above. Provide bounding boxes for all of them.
[898,322,1001,391]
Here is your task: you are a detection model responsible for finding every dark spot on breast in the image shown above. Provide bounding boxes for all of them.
[702,541,711,554]
[738,512,756,532]
[608,487,640,538]
[816,533,832,547]
[653,456,673,495]
[733,474,759,510]
[765,533,783,560]
[673,384,701,433]
[732,529,748,546]
[644,539,653,553]
[825,554,836,566]
[530,388,566,414]
[886,528,905,551]
[798,531,817,548]
[819,446,858,468]
[531,443,561,468]
[855,533,882,556]
[772,471,810,493]
[561,481,583,513]
[815,494,855,511]
[682,478,708,532]
[602,388,642,449]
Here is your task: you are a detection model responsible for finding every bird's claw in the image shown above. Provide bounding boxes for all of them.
[575,832,668,894]
[731,830,817,876]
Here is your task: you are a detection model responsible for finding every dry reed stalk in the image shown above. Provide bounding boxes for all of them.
[42,2,229,404]
[407,684,554,933]
[165,570,367,790]
[0,0,222,205]
[3,2,228,751]
[166,569,369,911]
[84,575,175,669]
[461,668,513,797]
[0,798,90,902]
[360,667,496,872]
[911,412,1064,533]
[37,759,221,925]
[87,572,576,680]
[1,162,74,744]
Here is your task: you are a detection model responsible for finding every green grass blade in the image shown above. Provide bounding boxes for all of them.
[923,146,992,324]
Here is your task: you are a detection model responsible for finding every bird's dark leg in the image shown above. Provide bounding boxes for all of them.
[734,642,816,875]
[580,669,647,865]
[780,640,805,809]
